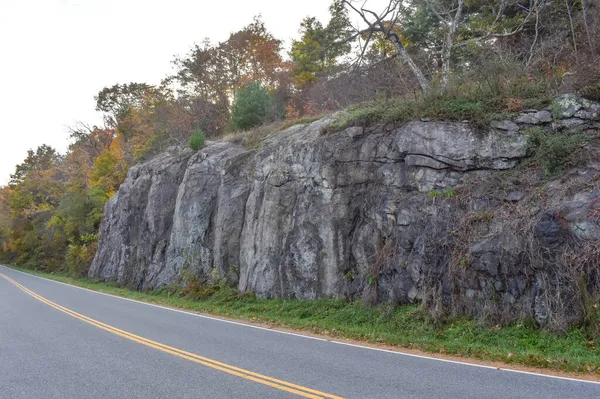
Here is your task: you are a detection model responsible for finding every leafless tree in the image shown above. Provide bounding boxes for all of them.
[342,0,539,94]
[341,0,432,93]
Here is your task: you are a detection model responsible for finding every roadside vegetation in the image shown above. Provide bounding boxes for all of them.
[1,0,598,273]
[0,0,599,364]
[9,266,600,376]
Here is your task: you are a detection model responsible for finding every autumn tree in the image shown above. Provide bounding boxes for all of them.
[170,16,285,131]
[172,17,283,99]
[95,83,158,133]
[0,186,11,261]
[7,145,67,269]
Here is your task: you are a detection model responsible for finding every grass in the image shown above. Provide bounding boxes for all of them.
[327,74,556,132]
[221,73,559,146]
[221,114,330,150]
[220,122,283,149]
[8,265,600,375]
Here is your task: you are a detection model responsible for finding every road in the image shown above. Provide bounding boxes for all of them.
[0,265,599,399]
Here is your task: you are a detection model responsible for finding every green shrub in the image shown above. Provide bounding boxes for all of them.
[66,243,95,277]
[525,128,587,175]
[188,130,206,151]
[230,82,273,131]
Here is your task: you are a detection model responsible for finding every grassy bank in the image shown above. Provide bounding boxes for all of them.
[7,266,600,375]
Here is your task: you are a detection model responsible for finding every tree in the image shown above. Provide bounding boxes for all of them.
[229,82,273,130]
[89,136,128,198]
[341,0,432,93]
[7,145,67,269]
[9,145,62,187]
[95,83,158,131]
[172,17,283,101]
[290,1,352,88]
[341,0,539,94]
[290,17,328,89]
[0,187,11,260]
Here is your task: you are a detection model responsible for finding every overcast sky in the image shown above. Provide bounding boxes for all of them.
[1,0,388,185]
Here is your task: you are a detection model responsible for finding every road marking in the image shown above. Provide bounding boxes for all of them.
[5,267,329,342]
[4,266,600,386]
[0,272,345,399]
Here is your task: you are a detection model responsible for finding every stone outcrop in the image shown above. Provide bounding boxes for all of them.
[90,94,600,328]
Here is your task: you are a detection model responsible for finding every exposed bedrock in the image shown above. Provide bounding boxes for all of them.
[90,95,600,327]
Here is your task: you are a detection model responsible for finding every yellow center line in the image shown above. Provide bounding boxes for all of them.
[0,272,345,399]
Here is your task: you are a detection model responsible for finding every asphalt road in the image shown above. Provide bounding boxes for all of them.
[1,265,599,399]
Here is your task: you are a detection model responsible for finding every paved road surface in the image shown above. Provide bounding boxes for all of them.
[1,265,599,399]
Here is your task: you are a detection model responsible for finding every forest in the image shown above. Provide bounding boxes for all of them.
[0,0,598,275]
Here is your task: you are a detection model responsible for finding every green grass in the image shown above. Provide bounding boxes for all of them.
[327,75,556,132]
[9,265,600,375]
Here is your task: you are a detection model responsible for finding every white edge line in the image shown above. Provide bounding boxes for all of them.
[4,265,600,386]
[2,266,327,342]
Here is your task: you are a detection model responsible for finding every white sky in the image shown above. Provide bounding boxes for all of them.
[1,0,389,186]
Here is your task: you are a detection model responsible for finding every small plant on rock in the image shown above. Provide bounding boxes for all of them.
[525,127,587,176]
[188,129,206,151]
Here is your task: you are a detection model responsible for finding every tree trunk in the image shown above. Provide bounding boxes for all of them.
[388,35,431,94]
[581,0,595,58]
[440,0,463,94]
[440,38,453,94]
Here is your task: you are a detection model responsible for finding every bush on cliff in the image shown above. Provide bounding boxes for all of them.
[229,82,273,131]
[188,129,206,151]
[525,127,587,175]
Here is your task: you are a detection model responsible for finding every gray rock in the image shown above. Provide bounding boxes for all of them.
[574,110,599,121]
[407,286,418,302]
[506,191,525,202]
[515,114,541,125]
[491,120,519,131]
[345,126,364,138]
[555,118,587,130]
[405,154,448,170]
[90,98,600,328]
[535,110,553,123]
[514,110,552,125]
[554,94,583,118]
[395,121,527,171]
[494,280,504,292]
[534,213,563,249]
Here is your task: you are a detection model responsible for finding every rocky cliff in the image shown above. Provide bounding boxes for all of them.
[90,94,600,329]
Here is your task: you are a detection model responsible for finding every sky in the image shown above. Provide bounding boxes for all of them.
[0,0,388,185]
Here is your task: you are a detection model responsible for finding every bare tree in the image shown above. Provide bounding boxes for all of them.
[342,0,539,94]
[580,0,595,59]
[341,0,432,93]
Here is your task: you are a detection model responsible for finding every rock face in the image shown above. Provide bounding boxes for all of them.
[90,95,600,329]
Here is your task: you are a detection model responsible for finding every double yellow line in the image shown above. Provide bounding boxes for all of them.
[0,272,344,399]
